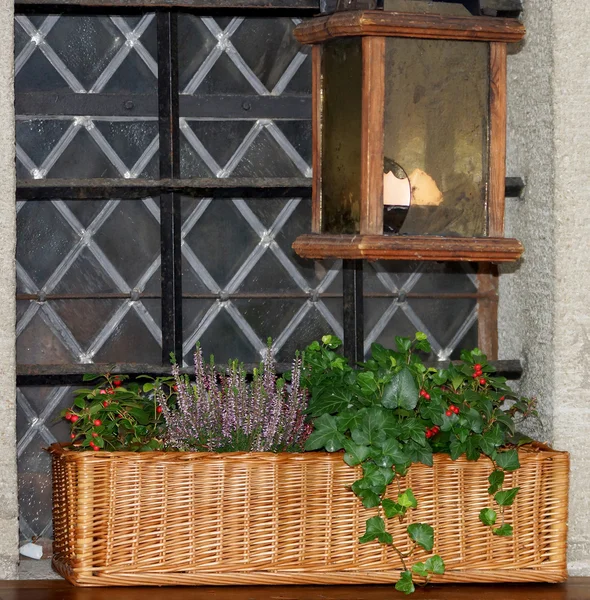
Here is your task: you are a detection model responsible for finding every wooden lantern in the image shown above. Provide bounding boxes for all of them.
[292,6,526,262]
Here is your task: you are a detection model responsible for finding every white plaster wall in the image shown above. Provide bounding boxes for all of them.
[0,0,17,580]
[502,0,590,576]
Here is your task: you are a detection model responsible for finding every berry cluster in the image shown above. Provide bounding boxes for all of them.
[472,363,486,385]
[425,425,439,439]
[419,389,431,401]
[445,404,460,417]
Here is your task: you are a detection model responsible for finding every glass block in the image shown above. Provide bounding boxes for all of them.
[383,38,489,237]
[229,18,302,92]
[61,200,110,230]
[17,310,77,364]
[16,119,73,178]
[93,307,161,363]
[245,198,290,229]
[233,298,307,344]
[181,121,257,172]
[183,305,258,365]
[182,298,215,341]
[196,52,255,95]
[321,38,362,234]
[100,50,157,94]
[93,121,159,177]
[182,199,259,289]
[274,305,338,362]
[46,126,123,179]
[178,15,218,92]
[15,45,72,93]
[364,304,425,357]
[179,135,215,178]
[50,299,125,350]
[237,250,303,294]
[275,121,312,167]
[18,434,53,539]
[16,201,79,291]
[43,15,126,91]
[274,198,339,287]
[227,126,304,178]
[92,200,161,289]
[283,50,312,95]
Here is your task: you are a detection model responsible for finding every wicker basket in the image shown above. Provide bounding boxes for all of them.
[49,443,569,586]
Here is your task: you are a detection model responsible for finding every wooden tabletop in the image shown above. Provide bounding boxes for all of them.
[1,579,590,600]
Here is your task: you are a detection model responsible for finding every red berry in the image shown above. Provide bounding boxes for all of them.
[472,373,479,379]
[107,388,115,395]
[65,413,72,421]
[92,432,98,438]
[70,415,79,423]
[479,378,486,385]
[89,441,96,448]
[426,430,432,438]
[445,410,452,417]
[93,446,100,451]
[172,385,178,392]
[113,379,122,387]
[156,406,163,414]
[424,393,431,401]
[70,433,76,439]
[102,401,109,408]
[93,419,101,427]
[432,426,440,433]
[454,406,460,414]
[100,389,107,395]
[474,364,482,371]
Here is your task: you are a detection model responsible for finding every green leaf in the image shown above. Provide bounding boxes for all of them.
[309,388,352,418]
[395,336,412,353]
[412,562,428,578]
[425,555,445,575]
[382,367,418,411]
[493,524,514,537]
[343,440,371,467]
[407,523,434,551]
[409,443,433,467]
[398,489,418,509]
[74,397,86,409]
[449,438,465,461]
[415,332,427,341]
[382,498,406,518]
[487,470,505,495]
[465,408,484,434]
[465,435,481,461]
[304,414,346,452]
[321,335,341,349]
[495,449,520,472]
[360,490,382,509]
[395,571,415,595]
[479,508,497,526]
[142,382,154,393]
[495,412,516,435]
[359,516,393,545]
[495,487,520,506]
[351,407,388,446]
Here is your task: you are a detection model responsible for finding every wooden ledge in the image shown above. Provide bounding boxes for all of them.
[292,234,524,262]
[294,11,526,44]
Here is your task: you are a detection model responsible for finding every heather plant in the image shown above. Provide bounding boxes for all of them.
[156,344,311,453]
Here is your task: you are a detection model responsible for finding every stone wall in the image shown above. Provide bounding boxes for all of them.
[0,0,17,580]
[501,0,590,576]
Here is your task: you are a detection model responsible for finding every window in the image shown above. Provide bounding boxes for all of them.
[15,2,494,544]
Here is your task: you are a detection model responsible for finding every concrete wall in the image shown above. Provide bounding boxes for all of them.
[501,0,590,576]
[0,0,17,580]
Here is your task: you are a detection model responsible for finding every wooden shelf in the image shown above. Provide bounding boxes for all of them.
[292,234,524,262]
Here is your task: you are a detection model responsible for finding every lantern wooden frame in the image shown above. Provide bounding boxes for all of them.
[292,10,526,262]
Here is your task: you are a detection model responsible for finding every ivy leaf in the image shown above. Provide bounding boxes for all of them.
[343,440,371,467]
[308,387,352,418]
[479,508,497,526]
[357,371,379,396]
[359,516,393,545]
[465,408,484,434]
[407,523,434,551]
[412,562,428,578]
[304,414,345,452]
[402,419,426,445]
[382,498,406,518]
[465,435,481,461]
[395,571,415,595]
[487,470,505,495]
[425,555,445,575]
[493,524,514,537]
[359,490,382,509]
[495,449,520,472]
[495,412,516,435]
[398,489,418,509]
[382,367,418,411]
[336,408,363,434]
[408,442,433,467]
[495,487,520,506]
[351,407,388,446]
[449,438,466,461]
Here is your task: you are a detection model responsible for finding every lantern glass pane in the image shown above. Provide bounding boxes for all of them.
[321,37,362,234]
[383,38,489,237]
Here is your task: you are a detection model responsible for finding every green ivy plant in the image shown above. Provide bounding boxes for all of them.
[61,372,175,451]
[301,333,537,594]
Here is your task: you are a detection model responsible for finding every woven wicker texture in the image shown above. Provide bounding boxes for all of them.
[50,444,569,586]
